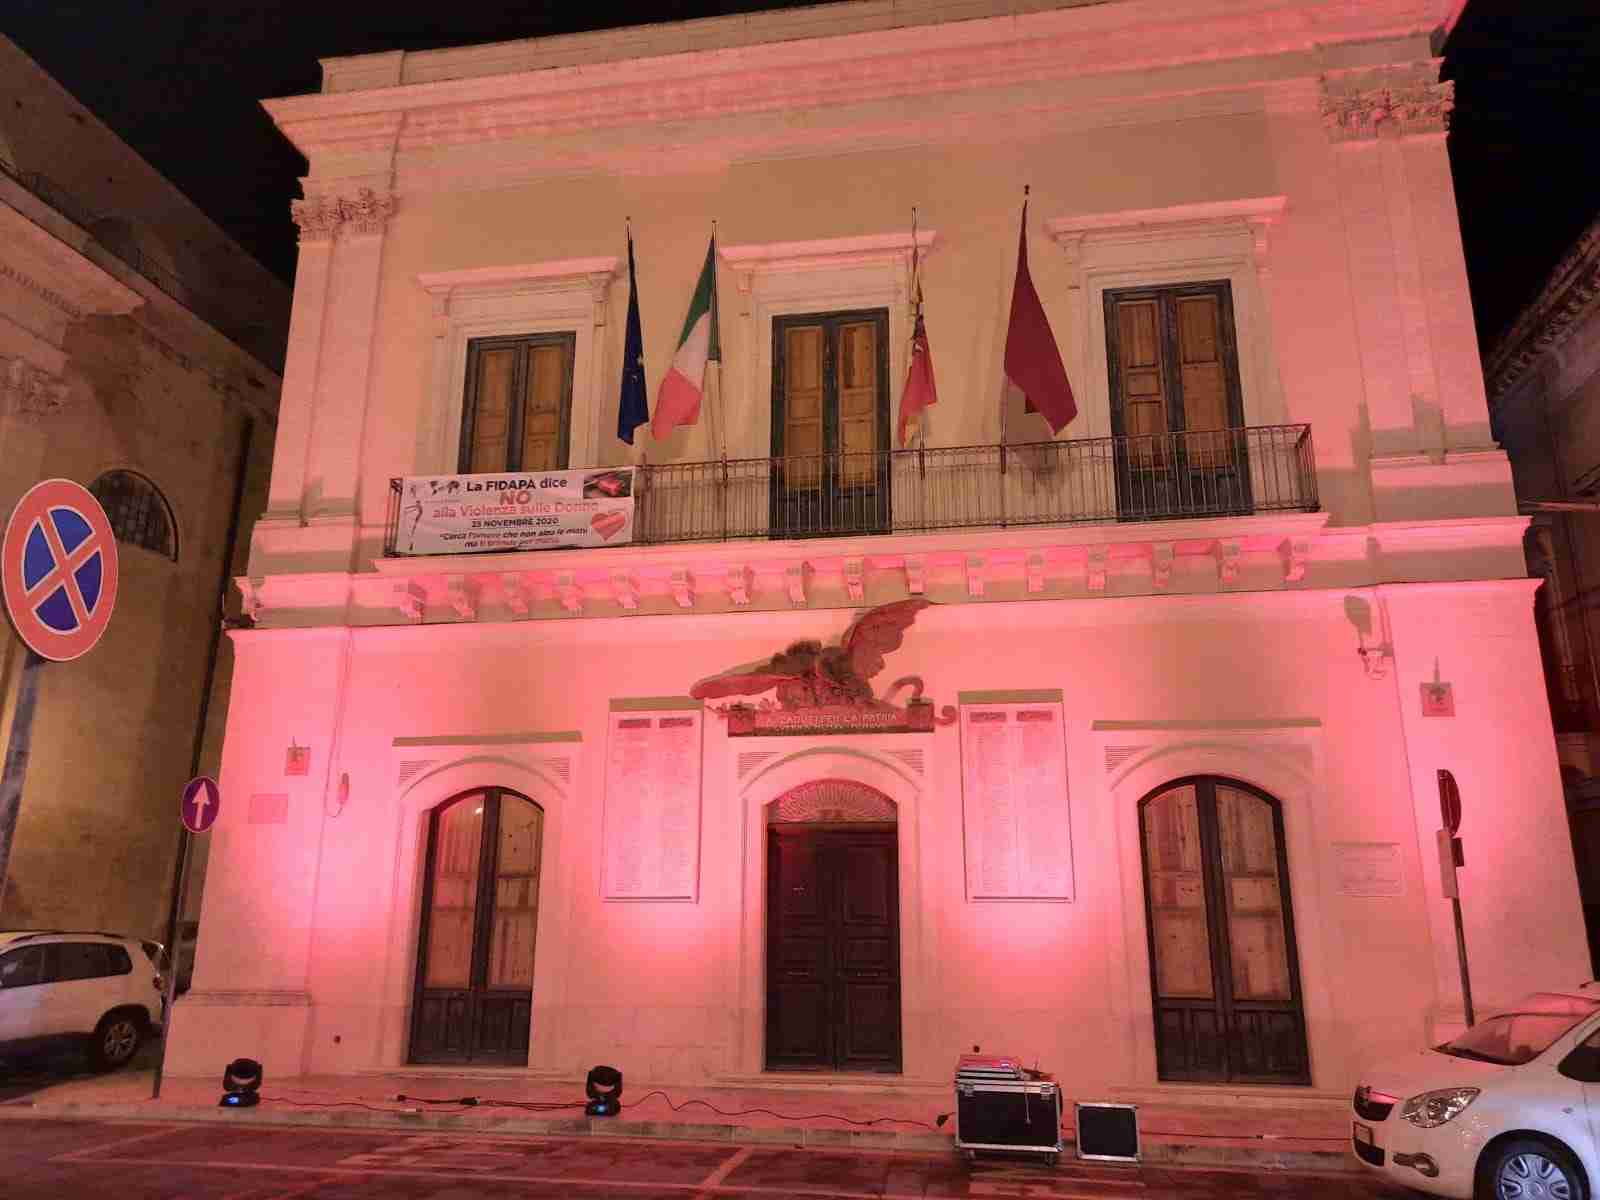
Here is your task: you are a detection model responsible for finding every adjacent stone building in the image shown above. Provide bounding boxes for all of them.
[0,36,286,938]
[168,0,1586,1104]
[1484,212,1600,973]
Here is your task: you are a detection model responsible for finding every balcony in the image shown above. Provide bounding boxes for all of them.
[384,423,1316,556]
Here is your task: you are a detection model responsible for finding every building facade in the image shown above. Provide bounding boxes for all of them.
[168,0,1588,1100]
[0,36,286,938]
[1484,213,1600,975]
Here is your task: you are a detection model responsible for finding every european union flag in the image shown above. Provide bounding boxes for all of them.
[617,231,649,444]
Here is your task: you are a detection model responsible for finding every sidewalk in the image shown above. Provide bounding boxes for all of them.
[0,1061,1358,1173]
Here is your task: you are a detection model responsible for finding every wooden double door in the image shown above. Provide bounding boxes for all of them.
[1139,777,1310,1084]
[771,309,891,537]
[1105,281,1250,519]
[766,827,902,1072]
[410,788,543,1064]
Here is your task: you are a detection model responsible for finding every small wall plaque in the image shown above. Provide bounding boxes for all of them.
[1420,681,1455,718]
[285,742,311,776]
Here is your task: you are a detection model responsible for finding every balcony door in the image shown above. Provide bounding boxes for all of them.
[771,309,891,538]
[1105,282,1249,520]
[1140,777,1309,1084]
[410,788,543,1064]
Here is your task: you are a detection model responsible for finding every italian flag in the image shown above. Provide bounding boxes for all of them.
[651,235,721,442]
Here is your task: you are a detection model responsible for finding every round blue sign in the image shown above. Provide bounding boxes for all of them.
[181,776,221,834]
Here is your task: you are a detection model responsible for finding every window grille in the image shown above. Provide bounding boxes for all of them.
[89,470,177,561]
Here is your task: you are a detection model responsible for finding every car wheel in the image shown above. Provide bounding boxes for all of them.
[1482,1137,1588,1200]
[89,1012,143,1072]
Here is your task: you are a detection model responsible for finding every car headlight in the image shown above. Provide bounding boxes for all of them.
[1399,1088,1480,1128]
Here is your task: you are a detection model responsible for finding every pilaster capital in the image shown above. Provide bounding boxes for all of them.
[290,187,397,244]
[1319,62,1453,142]
[0,354,70,420]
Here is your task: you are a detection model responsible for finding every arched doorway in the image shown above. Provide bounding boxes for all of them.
[1139,776,1309,1083]
[766,780,901,1072]
[410,787,543,1064]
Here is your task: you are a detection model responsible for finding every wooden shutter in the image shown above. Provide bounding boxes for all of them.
[465,348,517,474]
[1116,299,1168,468]
[1175,294,1232,468]
[836,320,879,487]
[520,342,569,472]
[1142,785,1214,1000]
[783,324,825,490]
[1215,786,1292,1002]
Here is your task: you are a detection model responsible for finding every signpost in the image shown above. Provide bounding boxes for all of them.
[153,776,220,1099]
[1436,769,1474,1027]
[0,479,119,908]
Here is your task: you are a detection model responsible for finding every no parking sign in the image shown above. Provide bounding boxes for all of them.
[1,478,119,661]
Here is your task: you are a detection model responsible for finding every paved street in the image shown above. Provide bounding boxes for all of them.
[0,1117,1421,1199]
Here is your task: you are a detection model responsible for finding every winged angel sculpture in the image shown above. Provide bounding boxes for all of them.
[690,598,955,724]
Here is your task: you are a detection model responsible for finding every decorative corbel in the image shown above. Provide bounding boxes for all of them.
[588,272,612,328]
[1214,540,1241,585]
[446,575,478,620]
[237,577,266,624]
[501,573,531,616]
[1279,538,1309,584]
[1026,552,1047,595]
[785,563,809,608]
[670,569,694,610]
[1086,547,1109,593]
[965,554,986,599]
[394,581,426,623]
[905,555,927,596]
[1057,233,1086,293]
[556,572,583,615]
[726,565,752,608]
[1151,543,1174,590]
[844,558,865,604]
[610,570,639,611]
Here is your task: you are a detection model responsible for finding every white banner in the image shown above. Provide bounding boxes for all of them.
[392,468,636,555]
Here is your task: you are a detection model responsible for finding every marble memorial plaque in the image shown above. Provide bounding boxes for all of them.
[603,706,703,901]
[961,700,1074,900]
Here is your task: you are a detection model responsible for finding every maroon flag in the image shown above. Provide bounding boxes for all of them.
[1003,195,1076,434]
[897,229,938,446]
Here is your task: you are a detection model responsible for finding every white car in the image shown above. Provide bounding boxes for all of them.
[0,930,165,1071]
[1352,984,1600,1199]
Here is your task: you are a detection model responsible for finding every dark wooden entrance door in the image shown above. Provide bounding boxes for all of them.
[1139,777,1310,1084]
[766,827,901,1072]
[410,788,543,1065]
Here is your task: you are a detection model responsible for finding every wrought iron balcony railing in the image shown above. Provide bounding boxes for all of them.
[384,423,1316,555]
[637,423,1316,544]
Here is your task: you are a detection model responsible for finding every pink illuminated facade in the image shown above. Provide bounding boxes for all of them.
[167,0,1590,1104]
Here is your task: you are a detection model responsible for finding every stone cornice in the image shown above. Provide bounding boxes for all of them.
[1318,60,1452,141]
[264,1,1443,171]
[0,202,144,318]
[234,509,1535,629]
[1484,215,1600,405]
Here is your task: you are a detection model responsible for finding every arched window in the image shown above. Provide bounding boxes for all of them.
[1139,776,1309,1084]
[89,471,177,561]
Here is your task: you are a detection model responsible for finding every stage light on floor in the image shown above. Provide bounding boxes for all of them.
[585,1065,623,1116]
[219,1057,263,1108]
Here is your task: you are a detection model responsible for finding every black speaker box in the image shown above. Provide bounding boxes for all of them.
[1074,1102,1139,1162]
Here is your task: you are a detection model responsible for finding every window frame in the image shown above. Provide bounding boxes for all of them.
[458,331,577,475]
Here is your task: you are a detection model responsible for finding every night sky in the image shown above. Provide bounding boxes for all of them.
[3,1,1596,351]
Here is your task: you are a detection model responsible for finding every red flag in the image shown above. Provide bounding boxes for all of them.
[1003,197,1076,434]
[898,280,938,446]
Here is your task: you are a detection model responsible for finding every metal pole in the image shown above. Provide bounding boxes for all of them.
[0,648,46,910]
[152,827,193,1100]
[1450,894,1475,1028]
